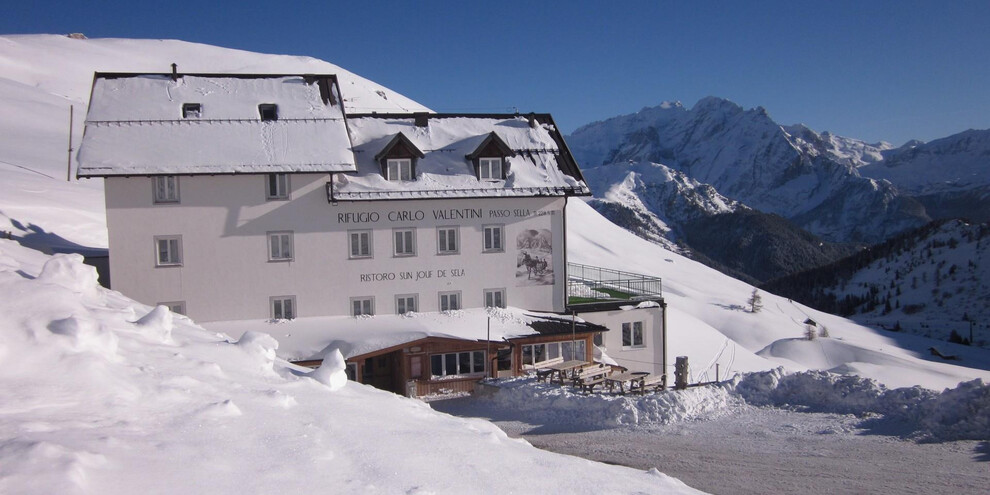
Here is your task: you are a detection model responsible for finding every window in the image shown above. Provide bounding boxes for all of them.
[561,340,586,361]
[271,296,295,320]
[266,173,289,200]
[153,176,179,203]
[386,158,413,181]
[267,231,293,261]
[439,291,461,311]
[182,103,202,119]
[479,157,504,180]
[622,321,645,348]
[437,227,458,255]
[483,225,504,252]
[259,104,278,121]
[396,294,417,315]
[349,230,372,259]
[393,229,416,257]
[484,288,505,308]
[430,351,485,377]
[351,297,374,316]
[160,301,186,315]
[154,235,182,266]
[522,342,562,368]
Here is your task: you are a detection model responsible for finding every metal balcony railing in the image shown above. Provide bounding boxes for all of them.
[567,262,662,304]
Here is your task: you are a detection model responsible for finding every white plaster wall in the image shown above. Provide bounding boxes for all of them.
[105,174,565,322]
[577,306,665,375]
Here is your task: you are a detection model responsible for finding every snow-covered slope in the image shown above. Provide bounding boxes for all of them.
[567,98,929,244]
[0,34,429,250]
[566,199,990,391]
[0,240,701,494]
[765,219,990,346]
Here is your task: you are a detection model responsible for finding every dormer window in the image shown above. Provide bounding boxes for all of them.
[466,132,514,181]
[374,132,424,182]
[479,157,503,180]
[182,103,202,119]
[258,104,278,121]
[387,159,413,181]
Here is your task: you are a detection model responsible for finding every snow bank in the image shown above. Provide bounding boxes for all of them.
[478,377,740,429]
[308,348,348,390]
[728,368,990,442]
[472,369,988,443]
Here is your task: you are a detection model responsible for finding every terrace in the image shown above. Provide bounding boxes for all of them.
[566,262,663,306]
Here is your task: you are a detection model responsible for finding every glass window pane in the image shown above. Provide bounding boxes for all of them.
[273,299,283,319]
[622,323,632,346]
[575,341,586,360]
[634,322,643,346]
[458,352,471,374]
[534,343,546,364]
[445,354,457,376]
[493,227,501,249]
[431,355,443,377]
[522,345,533,366]
[473,351,485,373]
[284,299,293,319]
[548,342,560,360]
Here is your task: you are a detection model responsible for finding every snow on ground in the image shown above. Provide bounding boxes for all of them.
[0,239,702,494]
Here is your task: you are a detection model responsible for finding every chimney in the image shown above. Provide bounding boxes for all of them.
[414,112,429,127]
[527,113,538,129]
[171,63,178,81]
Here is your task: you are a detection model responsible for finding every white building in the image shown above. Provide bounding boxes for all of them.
[77,71,667,395]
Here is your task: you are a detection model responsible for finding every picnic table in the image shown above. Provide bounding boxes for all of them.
[604,371,650,394]
[629,373,666,395]
[544,360,589,385]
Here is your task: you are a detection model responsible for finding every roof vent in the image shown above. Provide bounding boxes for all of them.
[171,63,178,81]
[527,113,538,129]
[414,112,429,127]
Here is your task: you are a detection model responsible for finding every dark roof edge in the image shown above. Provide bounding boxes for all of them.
[93,72,340,82]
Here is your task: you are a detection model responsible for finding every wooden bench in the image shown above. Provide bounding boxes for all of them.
[629,373,666,395]
[572,363,609,394]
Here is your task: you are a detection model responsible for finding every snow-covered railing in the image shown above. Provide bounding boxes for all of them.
[567,263,662,304]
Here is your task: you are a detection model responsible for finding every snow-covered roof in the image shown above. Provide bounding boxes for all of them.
[204,307,603,362]
[76,73,355,176]
[331,113,591,200]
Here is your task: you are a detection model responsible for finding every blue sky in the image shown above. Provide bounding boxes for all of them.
[5,0,989,145]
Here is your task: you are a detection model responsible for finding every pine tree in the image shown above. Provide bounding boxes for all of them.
[748,288,763,313]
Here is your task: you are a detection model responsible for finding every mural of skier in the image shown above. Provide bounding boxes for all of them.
[516,229,553,286]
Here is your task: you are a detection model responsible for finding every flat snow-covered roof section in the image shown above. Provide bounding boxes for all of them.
[204,307,605,361]
[331,113,590,200]
[77,73,356,177]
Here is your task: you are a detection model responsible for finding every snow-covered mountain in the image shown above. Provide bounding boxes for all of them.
[860,129,990,222]
[567,98,929,245]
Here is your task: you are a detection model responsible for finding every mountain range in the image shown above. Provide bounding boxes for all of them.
[567,98,989,283]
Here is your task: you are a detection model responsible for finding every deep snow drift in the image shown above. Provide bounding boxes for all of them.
[0,240,701,494]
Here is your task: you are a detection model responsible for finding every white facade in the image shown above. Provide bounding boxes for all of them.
[80,71,666,381]
[578,305,666,376]
[106,172,567,322]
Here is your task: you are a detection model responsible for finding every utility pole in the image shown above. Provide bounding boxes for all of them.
[66,105,73,181]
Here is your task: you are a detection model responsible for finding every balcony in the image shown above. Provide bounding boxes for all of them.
[566,262,662,306]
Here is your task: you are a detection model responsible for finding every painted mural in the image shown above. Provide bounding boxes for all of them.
[515,229,553,286]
